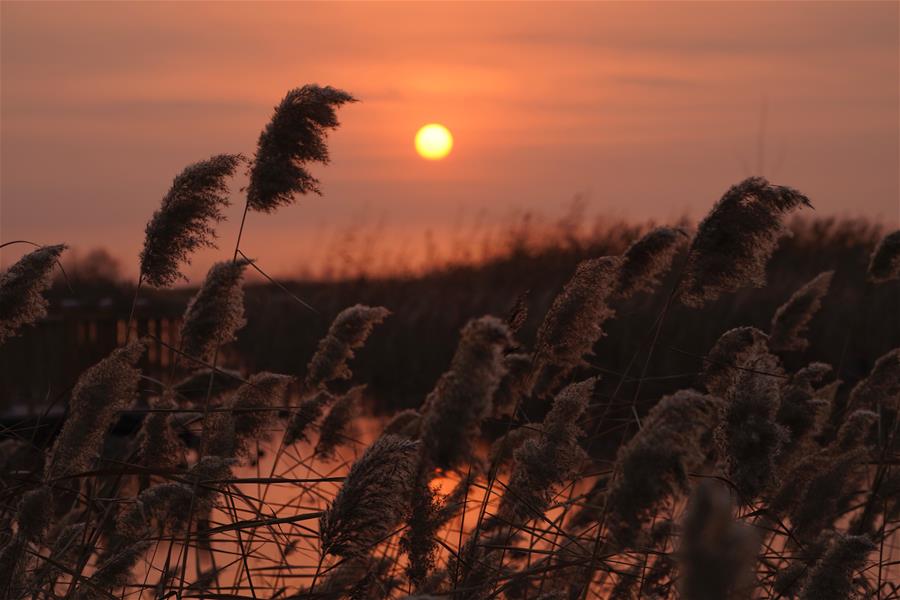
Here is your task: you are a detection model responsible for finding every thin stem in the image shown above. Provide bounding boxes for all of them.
[124,274,144,343]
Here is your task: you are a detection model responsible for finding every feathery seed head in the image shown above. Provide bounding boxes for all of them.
[835,409,878,452]
[315,385,363,459]
[770,415,872,539]
[769,271,833,352]
[716,354,787,499]
[489,426,539,472]
[402,474,444,588]
[773,531,835,597]
[117,457,233,539]
[74,541,152,600]
[798,534,875,600]
[203,372,292,459]
[247,85,357,212]
[283,389,334,446]
[119,483,192,538]
[312,556,397,599]
[139,154,242,287]
[847,347,900,412]
[492,352,533,418]
[419,316,512,470]
[320,435,420,557]
[867,230,900,284]
[179,259,249,363]
[532,256,621,399]
[229,372,293,457]
[777,362,836,446]
[15,487,52,542]
[703,326,772,399]
[0,244,66,345]
[616,226,688,299]
[382,408,423,439]
[601,389,723,546]
[306,304,390,390]
[500,378,594,522]
[679,177,812,307]
[201,406,236,459]
[136,394,187,471]
[188,455,235,490]
[46,339,146,481]
[791,361,836,389]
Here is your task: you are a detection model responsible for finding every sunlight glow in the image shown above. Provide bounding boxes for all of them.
[415,123,453,160]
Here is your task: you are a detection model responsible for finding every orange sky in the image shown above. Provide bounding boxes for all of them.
[2,1,898,280]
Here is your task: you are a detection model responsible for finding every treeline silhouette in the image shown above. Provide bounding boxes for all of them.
[3,216,895,426]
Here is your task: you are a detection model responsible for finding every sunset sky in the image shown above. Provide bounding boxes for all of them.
[2,2,898,280]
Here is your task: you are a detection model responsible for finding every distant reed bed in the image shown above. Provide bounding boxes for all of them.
[1,84,899,600]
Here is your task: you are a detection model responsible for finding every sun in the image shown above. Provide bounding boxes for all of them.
[415,123,453,160]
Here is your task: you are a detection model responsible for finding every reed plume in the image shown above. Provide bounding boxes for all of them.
[46,339,145,482]
[835,409,878,451]
[119,456,234,538]
[769,271,833,352]
[797,534,874,600]
[319,435,419,557]
[117,482,195,539]
[382,408,422,439]
[136,393,187,472]
[247,84,357,212]
[309,556,398,599]
[599,389,723,546]
[492,352,532,418]
[847,347,900,411]
[203,372,293,459]
[716,352,787,499]
[179,259,249,363]
[230,372,293,451]
[772,530,834,598]
[38,521,86,586]
[401,474,444,588]
[679,177,812,307]
[306,304,390,389]
[400,474,477,591]
[14,487,52,542]
[776,362,836,451]
[867,229,900,284]
[283,389,334,445]
[702,326,771,399]
[616,226,688,299]
[489,426,539,471]
[315,385,363,459]
[500,378,593,522]
[419,316,512,470]
[770,411,876,540]
[451,529,520,600]
[773,449,867,540]
[73,540,152,600]
[0,533,30,597]
[531,256,620,399]
[0,244,65,345]
[677,480,759,600]
[139,154,242,287]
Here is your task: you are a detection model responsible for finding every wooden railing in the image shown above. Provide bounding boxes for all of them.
[0,301,185,417]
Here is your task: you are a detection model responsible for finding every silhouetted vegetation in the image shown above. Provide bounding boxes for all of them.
[2,85,899,600]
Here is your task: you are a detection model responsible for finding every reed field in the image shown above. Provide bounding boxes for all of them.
[1,85,899,600]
